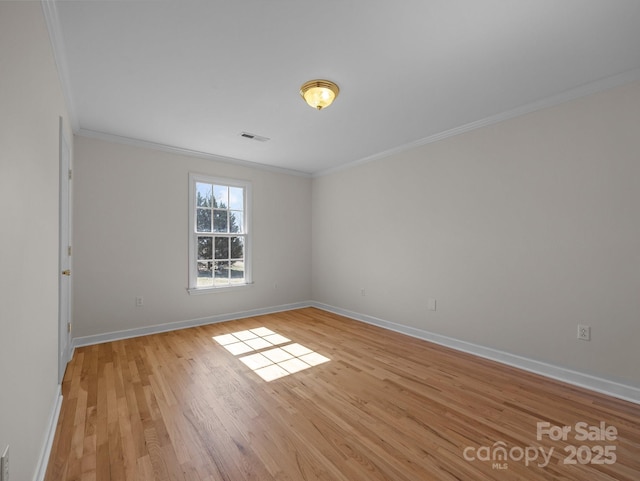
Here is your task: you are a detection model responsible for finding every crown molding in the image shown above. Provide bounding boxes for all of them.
[314,67,640,178]
[76,128,312,178]
[39,0,640,179]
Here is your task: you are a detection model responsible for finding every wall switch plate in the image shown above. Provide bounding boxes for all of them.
[1,445,9,481]
[427,299,437,311]
[577,324,591,341]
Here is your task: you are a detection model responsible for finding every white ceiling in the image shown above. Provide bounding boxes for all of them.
[48,0,640,175]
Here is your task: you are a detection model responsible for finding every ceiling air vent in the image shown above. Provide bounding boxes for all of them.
[240,132,270,142]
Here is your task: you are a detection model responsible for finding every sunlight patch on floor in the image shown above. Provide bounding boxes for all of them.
[213,327,330,381]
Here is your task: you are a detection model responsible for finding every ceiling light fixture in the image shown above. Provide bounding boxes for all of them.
[300,79,339,110]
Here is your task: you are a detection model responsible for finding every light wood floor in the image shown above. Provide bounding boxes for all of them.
[45,307,640,480]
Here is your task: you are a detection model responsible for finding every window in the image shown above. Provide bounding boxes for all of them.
[188,173,251,293]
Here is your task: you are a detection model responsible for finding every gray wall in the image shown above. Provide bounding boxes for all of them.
[312,80,640,387]
[72,136,312,338]
[0,3,72,480]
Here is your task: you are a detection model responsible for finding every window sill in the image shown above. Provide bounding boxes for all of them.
[187,283,254,295]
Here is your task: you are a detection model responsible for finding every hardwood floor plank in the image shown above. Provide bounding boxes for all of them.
[45,307,640,480]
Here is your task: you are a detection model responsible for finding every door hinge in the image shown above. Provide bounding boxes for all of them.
[68,169,72,180]
[67,322,71,333]
[68,245,72,256]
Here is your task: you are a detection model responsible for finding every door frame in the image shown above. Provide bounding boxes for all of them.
[58,117,72,384]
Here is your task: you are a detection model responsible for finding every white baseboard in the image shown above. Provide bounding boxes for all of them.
[310,302,640,405]
[33,385,63,481]
[68,300,640,405]
[71,301,312,350]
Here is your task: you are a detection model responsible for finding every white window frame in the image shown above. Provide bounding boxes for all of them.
[188,173,252,294]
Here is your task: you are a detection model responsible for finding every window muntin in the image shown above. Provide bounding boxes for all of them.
[189,174,251,291]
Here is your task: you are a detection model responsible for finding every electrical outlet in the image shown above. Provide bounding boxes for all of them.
[360,288,366,296]
[135,296,144,307]
[577,324,591,341]
[1,445,9,481]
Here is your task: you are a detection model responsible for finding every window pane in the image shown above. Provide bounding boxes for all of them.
[197,261,213,287]
[230,236,244,260]
[213,185,228,208]
[229,186,244,210]
[230,211,243,233]
[190,175,250,290]
[215,237,229,259]
[213,210,228,232]
[230,260,245,284]
[197,208,211,232]
[196,183,212,207]
[214,261,229,286]
[197,237,213,260]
